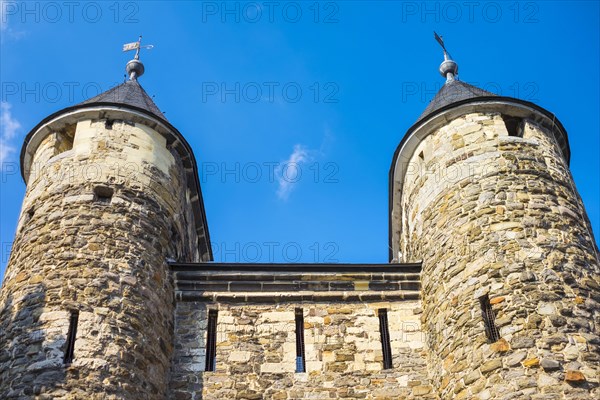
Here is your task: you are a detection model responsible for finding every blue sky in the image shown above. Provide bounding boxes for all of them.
[1,1,598,279]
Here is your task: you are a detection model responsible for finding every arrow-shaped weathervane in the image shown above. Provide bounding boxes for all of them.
[434,31,452,60]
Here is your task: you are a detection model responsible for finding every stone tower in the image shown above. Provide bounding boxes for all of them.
[389,46,600,397]
[0,50,211,398]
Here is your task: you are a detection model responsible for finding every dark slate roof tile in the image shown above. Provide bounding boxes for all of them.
[418,79,496,122]
[79,80,165,120]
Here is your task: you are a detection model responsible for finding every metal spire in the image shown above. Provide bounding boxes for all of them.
[434,32,458,82]
[122,35,154,81]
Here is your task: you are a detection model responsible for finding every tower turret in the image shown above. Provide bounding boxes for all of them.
[390,35,600,398]
[0,42,211,398]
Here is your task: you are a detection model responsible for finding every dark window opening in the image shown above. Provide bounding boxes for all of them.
[205,309,218,372]
[25,207,35,222]
[63,310,79,365]
[295,308,306,373]
[480,295,501,342]
[170,225,179,241]
[170,225,181,261]
[54,124,75,155]
[93,186,114,204]
[418,151,424,161]
[378,308,393,370]
[19,207,35,233]
[501,115,524,137]
[105,120,114,130]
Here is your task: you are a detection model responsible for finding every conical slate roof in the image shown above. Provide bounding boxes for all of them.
[418,79,496,122]
[79,80,166,120]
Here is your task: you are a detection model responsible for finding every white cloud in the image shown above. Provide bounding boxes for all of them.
[275,128,336,201]
[0,102,21,163]
[0,140,15,164]
[1,0,26,40]
[1,102,21,140]
[276,144,311,201]
[1,0,10,32]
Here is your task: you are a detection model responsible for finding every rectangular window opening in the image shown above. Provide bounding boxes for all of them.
[63,310,79,365]
[479,294,501,342]
[54,124,75,155]
[93,186,114,204]
[295,308,306,373]
[205,309,218,372]
[501,115,524,137]
[378,308,393,370]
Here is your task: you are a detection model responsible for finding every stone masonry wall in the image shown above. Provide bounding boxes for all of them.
[0,117,198,399]
[398,111,600,399]
[170,301,436,400]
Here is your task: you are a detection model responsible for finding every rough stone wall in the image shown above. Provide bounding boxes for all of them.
[399,111,600,399]
[169,301,435,399]
[0,118,198,399]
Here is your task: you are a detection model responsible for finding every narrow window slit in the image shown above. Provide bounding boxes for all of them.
[169,225,181,261]
[480,294,501,342]
[295,308,306,373]
[63,310,79,365]
[205,309,218,372]
[378,308,393,370]
[26,207,35,222]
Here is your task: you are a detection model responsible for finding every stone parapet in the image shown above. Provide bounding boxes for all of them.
[168,263,434,399]
[171,263,422,302]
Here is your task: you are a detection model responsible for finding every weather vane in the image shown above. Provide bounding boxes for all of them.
[434,32,453,60]
[434,32,458,81]
[122,35,154,81]
[122,35,154,60]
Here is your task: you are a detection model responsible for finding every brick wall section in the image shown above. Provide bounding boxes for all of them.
[398,111,600,399]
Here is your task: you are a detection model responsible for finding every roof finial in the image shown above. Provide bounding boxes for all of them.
[122,35,154,81]
[434,32,458,82]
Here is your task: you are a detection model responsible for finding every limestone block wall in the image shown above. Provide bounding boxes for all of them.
[0,117,199,399]
[169,301,435,400]
[398,111,600,399]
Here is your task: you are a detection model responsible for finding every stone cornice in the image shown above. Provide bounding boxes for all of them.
[170,263,422,303]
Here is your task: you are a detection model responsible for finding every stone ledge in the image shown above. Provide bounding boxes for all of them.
[176,280,421,292]
[171,263,422,303]
[170,262,422,273]
[175,290,421,303]
[174,271,422,282]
